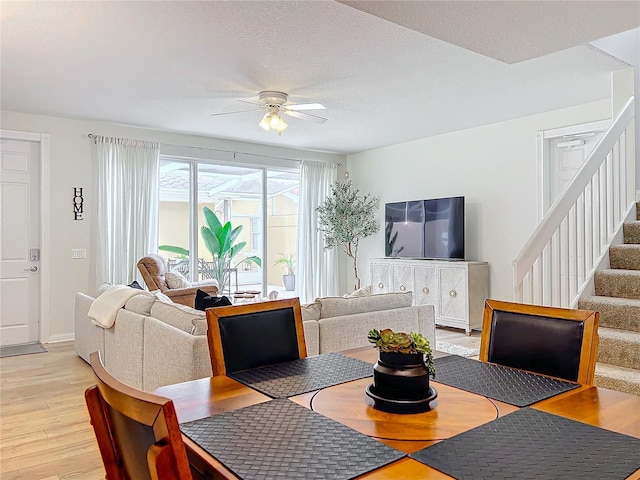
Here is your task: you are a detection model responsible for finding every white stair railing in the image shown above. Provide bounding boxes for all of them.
[513,96,635,307]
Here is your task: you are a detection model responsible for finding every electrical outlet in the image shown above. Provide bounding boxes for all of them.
[71,248,87,259]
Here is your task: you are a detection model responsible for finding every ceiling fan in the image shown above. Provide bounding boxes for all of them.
[210,91,327,134]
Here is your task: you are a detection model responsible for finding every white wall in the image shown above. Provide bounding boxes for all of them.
[0,110,345,342]
[347,99,613,303]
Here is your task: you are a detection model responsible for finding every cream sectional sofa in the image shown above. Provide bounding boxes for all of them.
[75,290,435,392]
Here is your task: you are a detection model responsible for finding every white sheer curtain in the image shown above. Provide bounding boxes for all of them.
[92,136,159,287]
[296,160,339,304]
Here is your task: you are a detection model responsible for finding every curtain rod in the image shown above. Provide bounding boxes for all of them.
[87,133,341,166]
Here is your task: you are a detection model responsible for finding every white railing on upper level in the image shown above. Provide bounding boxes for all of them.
[513,96,635,308]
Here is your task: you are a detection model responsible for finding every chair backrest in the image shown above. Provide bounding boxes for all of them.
[479,299,599,384]
[85,351,192,480]
[137,254,169,292]
[206,298,307,376]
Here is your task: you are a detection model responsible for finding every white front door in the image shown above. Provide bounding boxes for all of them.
[0,138,41,346]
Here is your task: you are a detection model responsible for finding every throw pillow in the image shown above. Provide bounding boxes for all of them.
[165,271,191,289]
[194,288,232,311]
[128,280,143,290]
[343,284,372,298]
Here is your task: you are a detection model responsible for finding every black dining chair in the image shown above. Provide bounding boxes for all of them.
[205,298,307,376]
[479,299,599,384]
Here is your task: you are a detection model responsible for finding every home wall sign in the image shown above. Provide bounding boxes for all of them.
[73,187,84,220]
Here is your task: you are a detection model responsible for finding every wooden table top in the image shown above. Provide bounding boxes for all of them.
[155,346,640,479]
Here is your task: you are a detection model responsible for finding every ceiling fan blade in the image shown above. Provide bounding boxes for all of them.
[282,109,328,124]
[238,99,262,107]
[286,102,326,111]
[210,108,263,117]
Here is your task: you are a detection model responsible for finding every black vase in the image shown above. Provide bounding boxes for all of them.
[366,351,437,413]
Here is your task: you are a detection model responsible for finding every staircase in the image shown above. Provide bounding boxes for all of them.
[579,202,640,395]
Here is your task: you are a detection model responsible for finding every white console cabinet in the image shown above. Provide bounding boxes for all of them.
[370,258,489,335]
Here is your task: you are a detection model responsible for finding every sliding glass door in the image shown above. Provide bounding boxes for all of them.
[158,156,299,299]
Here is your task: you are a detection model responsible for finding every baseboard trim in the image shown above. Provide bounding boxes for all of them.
[45,333,74,344]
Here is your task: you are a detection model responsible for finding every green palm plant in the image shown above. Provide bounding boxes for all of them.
[159,207,261,293]
[273,253,295,275]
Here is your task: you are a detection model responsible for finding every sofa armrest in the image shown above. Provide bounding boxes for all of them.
[415,304,436,346]
[303,320,319,356]
[143,317,212,391]
[165,285,219,307]
[74,292,104,363]
[103,309,146,389]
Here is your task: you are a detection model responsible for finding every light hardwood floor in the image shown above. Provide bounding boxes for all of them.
[0,328,480,480]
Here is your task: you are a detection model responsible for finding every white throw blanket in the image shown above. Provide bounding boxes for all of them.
[89,285,149,328]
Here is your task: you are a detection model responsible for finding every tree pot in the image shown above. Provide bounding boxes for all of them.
[283,274,296,291]
[366,351,437,414]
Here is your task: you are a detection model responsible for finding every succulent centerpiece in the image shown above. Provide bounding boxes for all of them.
[366,328,437,413]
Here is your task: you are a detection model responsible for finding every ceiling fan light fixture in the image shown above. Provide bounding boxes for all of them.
[259,112,271,131]
[259,110,288,135]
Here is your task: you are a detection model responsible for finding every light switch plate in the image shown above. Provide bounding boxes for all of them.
[71,248,87,259]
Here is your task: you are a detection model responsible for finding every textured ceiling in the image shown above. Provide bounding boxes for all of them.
[1,1,638,154]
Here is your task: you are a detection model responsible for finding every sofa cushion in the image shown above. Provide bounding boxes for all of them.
[124,293,155,316]
[150,301,205,334]
[301,302,321,322]
[317,292,413,319]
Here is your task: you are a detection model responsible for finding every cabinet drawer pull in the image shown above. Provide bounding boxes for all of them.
[378,282,384,289]
[449,289,457,298]
[422,287,429,294]
[400,284,406,291]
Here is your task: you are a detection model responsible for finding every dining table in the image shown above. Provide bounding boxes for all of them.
[155,346,640,480]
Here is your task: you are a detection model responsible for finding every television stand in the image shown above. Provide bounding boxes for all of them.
[370,258,489,335]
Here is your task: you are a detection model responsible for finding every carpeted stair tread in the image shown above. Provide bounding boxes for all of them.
[594,363,640,396]
[597,327,640,371]
[578,296,640,332]
[624,221,640,244]
[594,269,640,299]
[609,244,640,270]
[580,202,640,396]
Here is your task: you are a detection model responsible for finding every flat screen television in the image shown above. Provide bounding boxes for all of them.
[385,196,465,260]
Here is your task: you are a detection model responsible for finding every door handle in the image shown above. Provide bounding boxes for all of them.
[24,266,38,272]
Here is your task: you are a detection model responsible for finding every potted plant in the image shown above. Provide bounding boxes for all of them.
[273,253,295,291]
[366,328,436,413]
[316,180,378,290]
[159,207,261,294]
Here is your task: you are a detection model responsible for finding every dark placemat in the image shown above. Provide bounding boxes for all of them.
[230,352,373,398]
[411,407,640,479]
[181,398,404,480]
[433,355,579,406]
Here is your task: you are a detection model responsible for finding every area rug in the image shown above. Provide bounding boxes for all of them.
[0,343,47,358]
[436,341,479,358]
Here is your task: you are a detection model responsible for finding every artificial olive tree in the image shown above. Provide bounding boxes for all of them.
[317,180,378,290]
